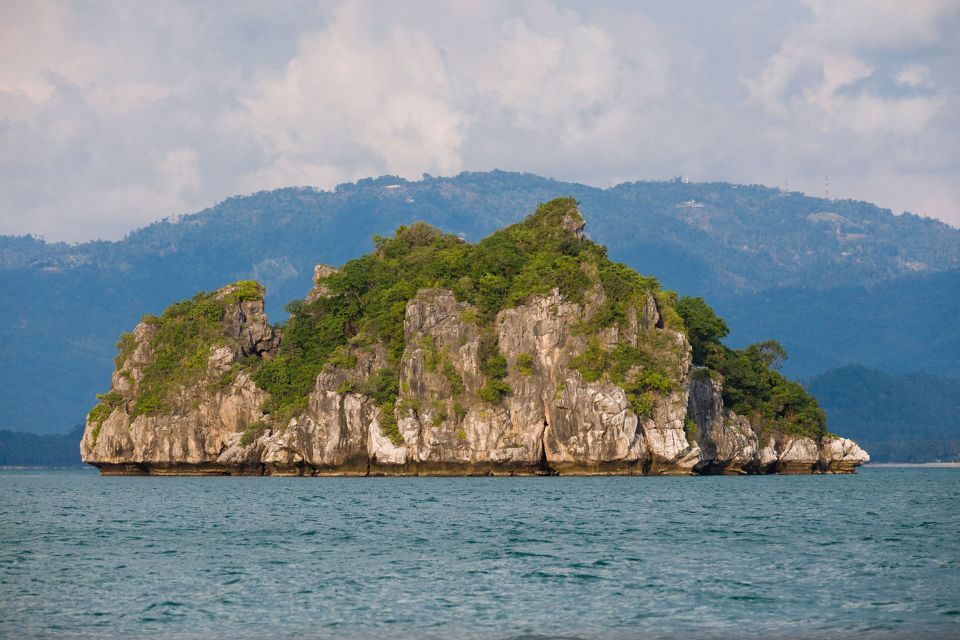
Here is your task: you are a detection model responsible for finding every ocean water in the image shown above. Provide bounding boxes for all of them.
[1,468,958,639]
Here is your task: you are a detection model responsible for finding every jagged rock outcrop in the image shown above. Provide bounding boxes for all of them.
[212,285,698,476]
[687,369,868,475]
[688,372,758,474]
[81,202,868,476]
[81,284,275,474]
[305,264,338,304]
[84,282,865,476]
[219,285,280,358]
[255,345,387,476]
[820,437,871,473]
[377,287,699,475]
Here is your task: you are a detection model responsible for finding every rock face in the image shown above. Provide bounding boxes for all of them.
[687,372,758,474]
[379,287,698,475]
[81,203,869,477]
[820,437,871,473]
[304,264,338,304]
[82,280,867,476]
[686,371,870,474]
[80,284,277,475]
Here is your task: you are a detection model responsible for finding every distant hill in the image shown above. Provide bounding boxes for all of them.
[1,171,958,434]
[0,426,84,467]
[807,366,960,463]
[718,268,960,377]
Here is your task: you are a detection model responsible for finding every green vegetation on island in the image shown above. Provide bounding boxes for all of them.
[250,198,680,432]
[87,281,265,445]
[677,296,825,439]
[88,197,829,445]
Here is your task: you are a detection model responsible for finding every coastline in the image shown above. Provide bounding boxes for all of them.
[0,465,88,470]
[865,462,960,468]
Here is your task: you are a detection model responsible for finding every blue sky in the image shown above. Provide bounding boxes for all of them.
[1,0,958,241]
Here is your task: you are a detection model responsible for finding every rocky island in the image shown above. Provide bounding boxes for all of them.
[81,199,868,476]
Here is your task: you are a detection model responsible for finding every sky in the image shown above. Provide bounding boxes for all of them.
[1,0,958,242]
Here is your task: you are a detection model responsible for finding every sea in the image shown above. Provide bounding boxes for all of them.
[1,467,958,639]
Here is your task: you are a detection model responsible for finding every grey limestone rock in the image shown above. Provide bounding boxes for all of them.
[82,250,868,476]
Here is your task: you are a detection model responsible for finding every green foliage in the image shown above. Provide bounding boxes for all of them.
[220,280,264,304]
[358,368,399,405]
[639,371,673,393]
[517,353,534,376]
[94,195,825,448]
[478,330,511,403]
[653,290,684,331]
[87,405,110,447]
[327,345,358,370]
[356,368,403,443]
[88,389,126,446]
[430,401,448,427]
[477,273,510,316]
[570,341,607,382]
[251,298,349,424]
[95,390,123,406]
[114,332,136,369]
[751,339,788,370]
[455,428,468,441]
[378,401,403,445]
[478,379,511,403]
[397,396,419,414]
[459,307,480,324]
[443,360,465,395]
[420,336,440,372]
[629,391,655,419]
[675,296,826,439]
[676,296,729,365]
[508,252,590,306]
[584,261,661,331]
[684,418,699,445]
[243,197,679,421]
[570,339,677,419]
[128,287,251,418]
[240,421,269,446]
[709,340,825,439]
[481,353,508,381]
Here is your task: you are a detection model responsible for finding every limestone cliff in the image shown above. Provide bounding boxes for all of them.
[687,372,869,474]
[81,199,868,475]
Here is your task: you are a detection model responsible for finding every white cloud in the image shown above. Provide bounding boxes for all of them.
[235,2,687,186]
[0,0,958,241]
[801,0,956,50]
[743,0,955,135]
[241,3,468,182]
[895,64,931,88]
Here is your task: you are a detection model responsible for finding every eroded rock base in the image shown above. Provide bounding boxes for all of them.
[93,462,852,476]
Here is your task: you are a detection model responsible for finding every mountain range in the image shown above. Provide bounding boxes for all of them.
[2,171,958,461]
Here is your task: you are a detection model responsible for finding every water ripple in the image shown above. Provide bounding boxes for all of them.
[0,468,958,639]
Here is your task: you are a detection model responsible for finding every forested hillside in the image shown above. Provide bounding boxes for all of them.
[808,366,960,463]
[0,426,84,467]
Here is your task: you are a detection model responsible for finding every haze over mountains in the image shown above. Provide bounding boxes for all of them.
[2,171,958,460]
